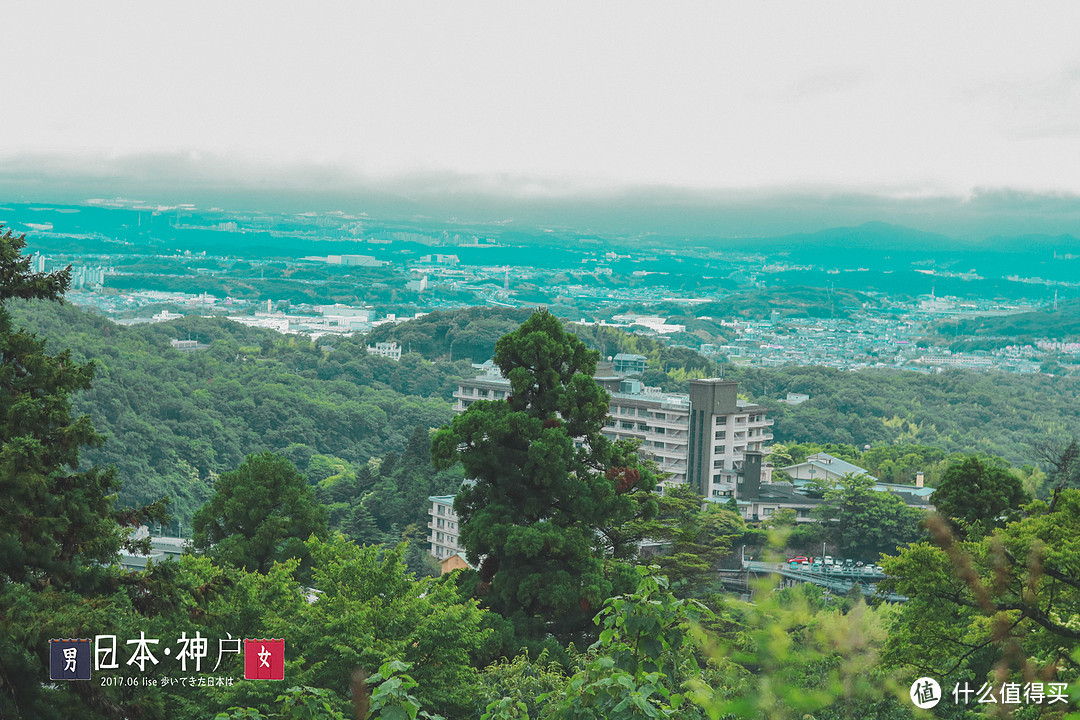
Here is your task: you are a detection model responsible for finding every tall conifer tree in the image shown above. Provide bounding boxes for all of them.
[432,309,657,646]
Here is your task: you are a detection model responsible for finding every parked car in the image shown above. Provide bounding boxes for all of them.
[787,556,809,564]
[823,556,834,565]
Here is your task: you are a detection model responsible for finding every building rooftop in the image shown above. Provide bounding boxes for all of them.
[784,452,877,481]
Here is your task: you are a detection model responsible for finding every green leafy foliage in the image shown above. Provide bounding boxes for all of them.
[733,364,1080,466]
[812,473,927,561]
[627,485,747,596]
[192,452,328,575]
[315,426,464,550]
[364,660,446,720]
[264,536,491,719]
[882,493,1080,691]
[931,456,1031,537]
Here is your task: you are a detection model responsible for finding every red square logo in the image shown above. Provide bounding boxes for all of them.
[243,639,284,680]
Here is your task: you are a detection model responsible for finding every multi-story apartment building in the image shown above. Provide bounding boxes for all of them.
[433,367,775,558]
[595,376,773,499]
[427,494,465,560]
[449,367,773,498]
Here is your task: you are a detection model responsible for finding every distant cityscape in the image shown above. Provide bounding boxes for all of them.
[7,197,1080,377]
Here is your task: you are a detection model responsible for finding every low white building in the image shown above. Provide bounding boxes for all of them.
[367,341,402,360]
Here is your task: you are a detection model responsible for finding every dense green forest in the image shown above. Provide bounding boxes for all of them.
[731,364,1080,467]
[8,301,473,522]
[9,301,1080,528]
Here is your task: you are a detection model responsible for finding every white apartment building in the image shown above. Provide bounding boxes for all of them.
[451,370,772,499]
[427,495,465,559]
[433,370,774,558]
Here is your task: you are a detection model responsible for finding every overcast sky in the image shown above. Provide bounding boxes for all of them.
[3,2,1080,200]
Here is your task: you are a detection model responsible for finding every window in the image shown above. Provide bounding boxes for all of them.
[762,508,773,516]
[655,426,666,434]
[654,441,665,450]
[715,431,726,440]
[715,416,727,426]
[713,473,723,482]
[638,408,648,417]
[638,423,649,431]
[714,445,724,453]
[478,388,489,397]
[437,505,444,515]
[713,459,724,469]
[437,519,445,528]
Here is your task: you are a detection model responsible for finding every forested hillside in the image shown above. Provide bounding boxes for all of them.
[9,301,473,521]
[732,364,1080,466]
[12,301,1080,525]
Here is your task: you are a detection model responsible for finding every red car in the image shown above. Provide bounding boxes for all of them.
[787,556,809,564]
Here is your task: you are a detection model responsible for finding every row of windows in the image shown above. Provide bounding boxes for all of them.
[609,406,690,424]
[434,531,459,545]
[435,518,457,530]
[459,386,508,400]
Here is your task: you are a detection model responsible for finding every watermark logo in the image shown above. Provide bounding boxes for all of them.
[910,677,942,709]
[243,639,285,680]
[49,639,92,681]
[47,632,282,683]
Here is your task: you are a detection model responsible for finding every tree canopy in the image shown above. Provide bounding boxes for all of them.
[882,490,1080,688]
[813,473,926,561]
[192,451,328,574]
[931,456,1030,536]
[0,226,166,718]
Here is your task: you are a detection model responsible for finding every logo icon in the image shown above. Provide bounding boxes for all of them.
[50,639,92,680]
[243,639,284,680]
[910,677,942,709]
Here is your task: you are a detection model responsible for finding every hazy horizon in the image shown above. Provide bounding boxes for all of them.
[3,153,1080,242]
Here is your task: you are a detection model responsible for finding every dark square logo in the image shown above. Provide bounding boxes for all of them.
[50,639,92,680]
